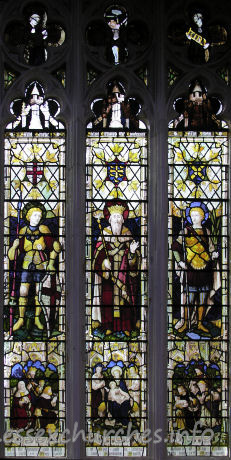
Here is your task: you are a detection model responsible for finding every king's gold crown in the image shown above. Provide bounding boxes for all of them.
[109,204,125,215]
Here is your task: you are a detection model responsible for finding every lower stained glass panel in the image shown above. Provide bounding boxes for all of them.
[4,341,65,456]
[86,340,147,456]
[167,340,228,456]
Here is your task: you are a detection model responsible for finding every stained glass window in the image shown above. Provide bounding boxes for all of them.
[85,79,148,456]
[2,1,231,459]
[167,80,229,456]
[4,81,66,457]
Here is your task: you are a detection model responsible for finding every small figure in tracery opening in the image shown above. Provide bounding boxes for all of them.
[168,5,228,64]
[186,9,210,63]
[4,4,65,66]
[104,6,128,65]
[173,79,221,131]
[86,6,149,66]
[24,10,48,65]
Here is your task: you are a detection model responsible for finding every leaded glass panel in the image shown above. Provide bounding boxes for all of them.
[85,80,148,456]
[167,80,229,455]
[4,81,66,457]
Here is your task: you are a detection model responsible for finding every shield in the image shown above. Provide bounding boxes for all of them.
[106,159,127,187]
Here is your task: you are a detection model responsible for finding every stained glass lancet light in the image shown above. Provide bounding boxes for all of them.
[85,80,148,456]
[4,81,66,457]
[167,79,229,456]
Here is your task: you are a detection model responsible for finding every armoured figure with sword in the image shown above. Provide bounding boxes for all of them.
[8,201,61,334]
[172,202,220,335]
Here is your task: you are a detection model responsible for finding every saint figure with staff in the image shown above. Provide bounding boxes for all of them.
[92,200,141,337]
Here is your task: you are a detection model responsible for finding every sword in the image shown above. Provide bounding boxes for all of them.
[38,274,50,338]
[181,210,191,331]
[9,189,22,335]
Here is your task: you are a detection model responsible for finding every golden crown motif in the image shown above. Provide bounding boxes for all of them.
[109,204,125,215]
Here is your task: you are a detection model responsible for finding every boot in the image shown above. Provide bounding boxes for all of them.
[197,306,209,333]
[13,297,27,331]
[34,297,44,330]
[177,307,188,334]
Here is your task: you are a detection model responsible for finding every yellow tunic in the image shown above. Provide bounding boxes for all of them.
[19,225,51,271]
[185,229,210,270]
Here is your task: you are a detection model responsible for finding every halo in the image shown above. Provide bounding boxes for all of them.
[22,201,46,223]
[111,365,123,378]
[185,201,209,225]
[104,5,127,23]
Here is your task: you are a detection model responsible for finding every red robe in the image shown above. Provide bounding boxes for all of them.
[11,393,34,429]
[92,226,140,333]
